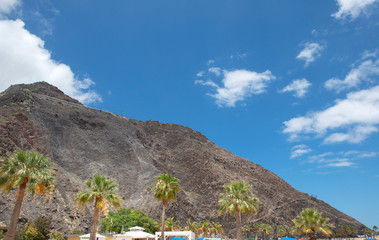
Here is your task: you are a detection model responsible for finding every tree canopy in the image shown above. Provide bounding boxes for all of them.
[100,208,158,234]
[292,208,334,240]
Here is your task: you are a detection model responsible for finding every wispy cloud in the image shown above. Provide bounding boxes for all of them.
[325,160,354,167]
[207,59,215,65]
[230,53,247,59]
[280,78,312,98]
[325,53,379,92]
[196,68,275,107]
[208,67,222,76]
[196,71,205,77]
[0,19,101,104]
[283,85,379,143]
[296,42,324,67]
[332,0,379,20]
[290,144,312,159]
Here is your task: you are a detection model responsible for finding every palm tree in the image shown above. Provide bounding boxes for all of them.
[185,219,200,238]
[75,174,121,240]
[362,228,374,238]
[212,222,224,238]
[336,225,357,238]
[151,173,181,240]
[276,225,289,238]
[200,220,211,237]
[242,225,250,239]
[373,226,378,237]
[218,180,260,240]
[260,224,274,240]
[165,217,181,231]
[253,223,261,240]
[0,150,54,240]
[292,208,334,240]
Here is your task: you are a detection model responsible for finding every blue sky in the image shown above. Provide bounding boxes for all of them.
[0,0,378,228]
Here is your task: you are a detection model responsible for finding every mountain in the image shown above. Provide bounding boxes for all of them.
[0,82,365,235]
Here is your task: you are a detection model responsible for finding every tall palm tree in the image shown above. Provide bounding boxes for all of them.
[151,173,181,240]
[260,224,274,240]
[75,174,121,240]
[218,180,260,240]
[292,208,334,240]
[0,150,55,240]
[242,225,250,239]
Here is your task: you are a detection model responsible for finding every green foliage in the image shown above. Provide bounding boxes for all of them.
[16,217,54,240]
[336,225,357,237]
[0,230,4,240]
[165,217,181,231]
[68,229,84,234]
[276,225,289,238]
[0,150,55,196]
[17,224,39,240]
[362,227,375,238]
[151,173,181,206]
[255,224,274,240]
[218,181,260,216]
[100,208,158,234]
[75,174,121,212]
[242,225,250,238]
[48,230,65,240]
[218,181,259,240]
[292,208,334,240]
[34,217,53,240]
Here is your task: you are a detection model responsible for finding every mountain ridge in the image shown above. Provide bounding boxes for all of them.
[0,82,365,236]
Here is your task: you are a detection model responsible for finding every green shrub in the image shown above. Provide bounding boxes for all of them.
[100,208,158,234]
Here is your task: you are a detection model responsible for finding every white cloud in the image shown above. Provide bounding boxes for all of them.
[280,78,312,98]
[208,67,221,76]
[283,85,379,143]
[0,19,101,104]
[0,0,20,18]
[207,59,215,65]
[196,68,275,107]
[290,144,312,159]
[325,57,379,92]
[326,160,354,167]
[358,152,378,157]
[296,42,324,67]
[332,0,379,20]
[230,53,247,59]
[324,125,378,143]
[196,71,204,77]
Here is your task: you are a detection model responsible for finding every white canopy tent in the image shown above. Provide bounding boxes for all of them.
[80,233,107,240]
[155,231,195,240]
[115,226,155,240]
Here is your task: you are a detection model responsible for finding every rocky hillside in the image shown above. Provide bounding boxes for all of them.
[0,82,365,236]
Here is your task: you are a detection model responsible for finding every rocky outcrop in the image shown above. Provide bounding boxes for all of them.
[0,82,365,236]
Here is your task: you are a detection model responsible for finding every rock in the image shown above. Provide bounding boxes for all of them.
[0,82,366,235]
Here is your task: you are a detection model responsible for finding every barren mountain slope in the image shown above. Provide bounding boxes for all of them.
[0,82,365,235]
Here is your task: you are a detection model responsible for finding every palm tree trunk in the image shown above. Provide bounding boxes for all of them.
[161,203,166,240]
[255,232,258,240]
[5,181,27,240]
[236,210,242,240]
[89,200,101,240]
